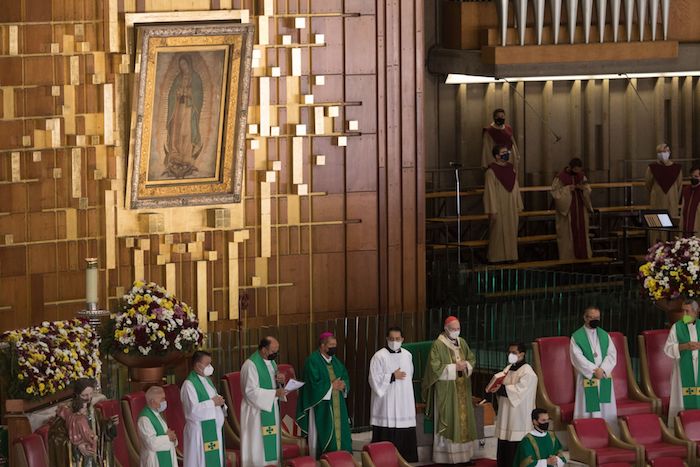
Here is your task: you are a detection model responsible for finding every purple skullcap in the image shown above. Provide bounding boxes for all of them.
[319,331,334,342]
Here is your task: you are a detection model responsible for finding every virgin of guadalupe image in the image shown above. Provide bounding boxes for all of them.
[163,54,204,179]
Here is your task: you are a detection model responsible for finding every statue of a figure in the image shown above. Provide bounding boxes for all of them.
[48,378,119,466]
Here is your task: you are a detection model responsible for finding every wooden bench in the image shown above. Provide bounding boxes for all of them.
[426,181,647,199]
[483,279,625,298]
[429,234,557,249]
[427,205,651,224]
[473,256,613,271]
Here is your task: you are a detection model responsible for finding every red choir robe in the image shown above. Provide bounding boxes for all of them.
[551,170,593,260]
[680,184,700,237]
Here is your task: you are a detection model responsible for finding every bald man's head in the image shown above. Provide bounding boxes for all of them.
[145,385,166,411]
[258,336,280,360]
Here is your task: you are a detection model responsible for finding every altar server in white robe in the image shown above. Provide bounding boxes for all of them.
[181,350,227,467]
[368,326,418,462]
[490,342,537,467]
[138,385,178,467]
[569,306,618,431]
[240,337,287,467]
[664,300,700,429]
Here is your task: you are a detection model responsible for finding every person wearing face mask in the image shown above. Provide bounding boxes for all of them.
[645,143,682,243]
[680,166,700,237]
[481,108,520,175]
[296,331,351,458]
[240,337,287,466]
[368,326,417,462]
[181,350,227,467]
[490,343,537,467]
[484,144,523,263]
[551,158,593,260]
[664,300,700,428]
[569,306,618,431]
[512,409,566,467]
[422,316,477,465]
[137,385,178,467]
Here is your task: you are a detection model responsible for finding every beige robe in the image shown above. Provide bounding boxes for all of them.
[484,165,523,262]
[551,176,593,260]
[645,163,682,243]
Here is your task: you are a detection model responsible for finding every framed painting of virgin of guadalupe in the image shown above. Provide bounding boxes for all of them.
[127,21,254,208]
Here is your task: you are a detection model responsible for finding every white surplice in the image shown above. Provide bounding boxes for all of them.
[137,410,178,467]
[569,328,618,429]
[495,362,538,442]
[368,347,416,428]
[240,357,282,467]
[664,322,699,428]
[181,374,226,467]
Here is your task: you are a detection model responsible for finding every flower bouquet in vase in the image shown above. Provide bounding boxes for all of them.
[639,236,700,324]
[104,281,203,386]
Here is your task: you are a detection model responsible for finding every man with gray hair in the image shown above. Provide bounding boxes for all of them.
[664,299,700,428]
[569,306,618,430]
[137,385,178,467]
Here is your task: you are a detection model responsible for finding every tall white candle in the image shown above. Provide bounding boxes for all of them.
[86,258,98,305]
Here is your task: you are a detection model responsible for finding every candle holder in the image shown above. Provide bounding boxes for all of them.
[77,258,110,329]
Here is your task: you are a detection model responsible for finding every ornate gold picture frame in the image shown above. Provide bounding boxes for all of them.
[127,21,253,209]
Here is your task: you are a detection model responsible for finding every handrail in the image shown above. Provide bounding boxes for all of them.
[426,181,647,199]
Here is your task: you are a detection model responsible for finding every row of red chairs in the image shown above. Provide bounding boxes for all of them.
[533,330,674,429]
[567,412,700,466]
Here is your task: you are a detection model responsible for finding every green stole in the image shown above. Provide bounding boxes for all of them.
[249,352,279,462]
[139,407,173,467]
[572,326,612,413]
[186,371,223,467]
[674,321,700,409]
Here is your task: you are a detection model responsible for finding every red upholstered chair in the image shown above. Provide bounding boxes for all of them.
[639,329,673,416]
[567,417,642,466]
[221,371,303,458]
[320,451,360,467]
[13,434,48,467]
[675,409,700,457]
[32,425,49,453]
[609,332,658,416]
[360,441,411,467]
[286,456,317,466]
[121,390,147,466]
[94,399,133,467]
[162,383,187,450]
[532,336,575,429]
[619,414,695,465]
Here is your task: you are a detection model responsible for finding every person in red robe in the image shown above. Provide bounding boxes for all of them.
[481,108,520,173]
[680,166,700,237]
[551,158,593,260]
[645,143,682,243]
[484,145,523,263]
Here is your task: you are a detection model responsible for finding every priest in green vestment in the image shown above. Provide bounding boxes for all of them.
[513,409,566,467]
[422,315,478,464]
[664,299,700,428]
[296,331,352,459]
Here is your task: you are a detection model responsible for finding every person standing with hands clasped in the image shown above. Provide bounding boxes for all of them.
[368,326,417,462]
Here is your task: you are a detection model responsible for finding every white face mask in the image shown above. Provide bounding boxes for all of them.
[158,401,168,413]
[658,151,670,161]
[203,364,214,377]
[445,328,460,339]
[508,353,519,365]
[387,340,402,351]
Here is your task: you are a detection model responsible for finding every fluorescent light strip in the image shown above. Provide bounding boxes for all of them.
[445,71,700,84]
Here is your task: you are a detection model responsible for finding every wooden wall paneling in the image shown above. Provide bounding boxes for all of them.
[654,77,665,145]
[670,77,680,154]
[681,77,692,157]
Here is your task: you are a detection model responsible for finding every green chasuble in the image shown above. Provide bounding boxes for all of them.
[571,326,612,413]
[674,321,700,409]
[421,335,477,443]
[296,351,352,459]
[513,432,566,467]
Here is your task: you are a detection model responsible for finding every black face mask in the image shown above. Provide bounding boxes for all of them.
[267,352,278,361]
[537,422,550,431]
[692,178,700,186]
[494,117,506,126]
[326,347,337,357]
[588,319,601,329]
